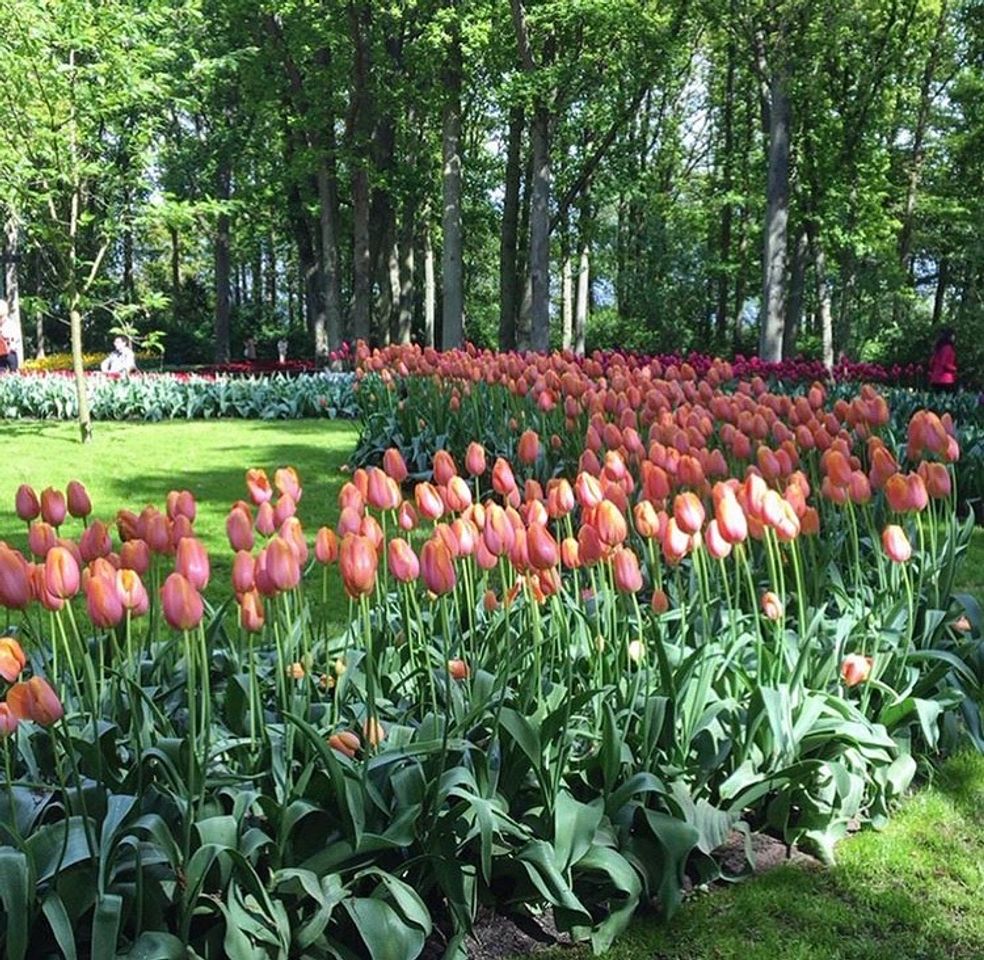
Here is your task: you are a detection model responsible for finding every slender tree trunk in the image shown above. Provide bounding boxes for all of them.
[810,227,834,370]
[214,164,232,364]
[528,104,551,351]
[516,149,533,348]
[349,2,372,343]
[398,199,416,345]
[3,215,24,365]
[122,187,134,304]
[561,216,573,350]
[759,61,790,361]
[499,105,524,350]
[575,199,590,356]
[317,157,343,354]
[932,256,949,328]
[716,9,736,343]
[424,220,436,348]
[783,228,809,358]
[441,22,464,349]
[169,224,180,322]
[266,236,277,312]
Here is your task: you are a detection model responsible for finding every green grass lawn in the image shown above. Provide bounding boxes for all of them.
[527,752,984,960]
[0,419,359,623]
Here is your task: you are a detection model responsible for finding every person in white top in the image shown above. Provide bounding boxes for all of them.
[100,336,136,374]
[0,299,19,371]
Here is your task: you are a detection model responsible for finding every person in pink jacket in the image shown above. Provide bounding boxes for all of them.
[929,328,958,392]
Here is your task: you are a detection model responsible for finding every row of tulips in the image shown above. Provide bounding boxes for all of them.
[2,380,983,957]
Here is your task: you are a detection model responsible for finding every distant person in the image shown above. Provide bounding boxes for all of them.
[0,299,19,371]
[929,328,957,393]
[243,336,257,361]
[100,336,136,375]
[277,337,288,364]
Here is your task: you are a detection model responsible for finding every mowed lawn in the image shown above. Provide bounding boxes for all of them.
[0,419,360,624]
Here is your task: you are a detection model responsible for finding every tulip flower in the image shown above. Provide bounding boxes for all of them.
[575,472,604,509]
[226,507,254,552]
[517,430,540,465]
[595,500,628,547]
[0,545,31,610]
[7,676,64,726]
[367,468,400,511]
[363,717,386,747]
[420,538,457,595]
[339,534,379,597]
[397,501,418,532]
[145,513,172,555]
[336,505,362,537]
[445,476,473,513]
[387,538,420,583]
[0,637,27,682]
[315,527,339,564]
[79,520,112,563]
[239,589,265,632]
[116,569,149,616]
[491,458,517,497]
[338,482,365,514]
[383,447,408,483]
[44,546,80,599]
[15,484,40,522]
[651,589,669,614]
[166,490,196,522]
[483,589,499,612]
[266,537,301,591]
[673,492,705,535]
[161,572,204,630]
[448,659,470,680]
[662,518,691,564]
[245,468,273,505]
[415,482,445,521]
[0,704,18,737]
[255,501,276,537]
[760,591,783,621]
[40,488,67,527]
[119,539,150,575]
[86,574,125,628]
[176,537,210,591]
[273,494,297,528]
[841,653,873,687]
[433,449,458,486]
[612,547,644,593]
[274,466,302,503]
[881,525,912,564]
[482,503,515,556]
[465,442,486,476]
[28,521,56,558]
[329,730,360,758]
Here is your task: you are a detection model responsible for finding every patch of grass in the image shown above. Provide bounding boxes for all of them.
[0,419,359,624]
[526,753,984,960]
[956,526,984,600]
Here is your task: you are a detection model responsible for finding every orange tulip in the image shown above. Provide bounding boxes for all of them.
[79,520,112,563]
[546,479,575,519]
[255,501,277,536]
[0,545,31,610]
[232,550,256,594]
[40,488,67,527]
[491,457,517,497]
[119,539,150,575]
[0,704,17,737]
[65,480,92,519]
[315,527,339,565]
[266,537,301,591]
[226,507,254,552]
[14,484,40,522]
[577,524,604,566]
[575,472,604,509]
[176,537,210,591]
[245,468,273,505]
[27,521,56,559]
[673,492,705,535]
[517,430,540,465]
[448,658,470,680]
[239,589,265,632]
[363,717,386,747]
[760,591,783,621]
[44,546,80,599]
[482,503,515,556]
[612,547,644,593]
[651,588,669,614]
[433,449,458,486]
[339,534,379,597]
[527,523,560,570]
[705,519,732,560]
[661,518,691,564]
[420,537,457,595]
[0,637,27,682]
[166,490,197,522]
[161,572,204,630]
[273,494,297,528]
[415,482,445,521]
[840,653,873,688]
[881,525,912,563]
[465,442,487,476]
[85,574,124,629]
[328,730,360,758]
[366,468,400,512]
[595,500,628,547]
[274,466,302,503]
[116,569,149,616]
[387,538,420,583]
[145,513,172,554]
[6,676,63,726]
[383,447,409,483]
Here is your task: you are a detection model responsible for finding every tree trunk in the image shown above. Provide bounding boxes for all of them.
[70,305,91,443]
[398,200,416,345]
[441,23,464,349]
[317,155,343,353]
[810,227,834,370]
[932,256,949,328]
[516,148,533,349]
[499,105,524,350]
[575,202,590,356]
[349,2,372,343]
[424,220,436,348]
[528,104,551,352]
[3,215,24,366]
[214,164,232,364]
[783,228,809,358]
[759,62,790,362]
[169,224,180,322]
[266,236,277,312]
[561,218,573,350]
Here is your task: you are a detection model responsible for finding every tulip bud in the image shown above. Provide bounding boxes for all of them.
[367,467,400,512]
[273,494,297,528]
[79,520,112,563]
[70,481,94,519]
[445,476,473,513]
[44,546,80,599]
[881,524,912,563]
[266,537,301,591]
[0,704,18,737]
[161,572,204,630]
[760,591,783,621]
[274,466,302,503]
[383,448,408,483]
[119,539,150,576]
[245,468,273,505]
[14,484,40,522]
[0,637,27,682]
[651,588,669,614]
[433,449,458,486]
[40,488,67,527]
[612,547,644,593]
[239,589,265,632]
[116,569,149,616]
[415,482,445,521]
[255,501,276,537]
[6,676,64,726]
[448,658,470,680]
[517,430,540,465]
[387,538,420,583]
[226,507,254,552]
[673,492,705,535]
[363,717,386,747]
[397,500,418,531]
[420,537,457,595]
[167,490,196,522]
[596,500,628,547]
[465,442,486,477]
[483,589,499,612]
[0,545,31,610]
[491,458,517,497]
[315,527,339,565]
[86,574,124,628]
[840,653,873,688]
[328,730,360,758]
[339,534,379,597]
[527,523,560,570]
[176,537,210,591]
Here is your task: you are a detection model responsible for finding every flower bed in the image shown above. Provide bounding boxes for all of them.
[0,370,358,420]
[0,356,980,956]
